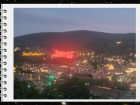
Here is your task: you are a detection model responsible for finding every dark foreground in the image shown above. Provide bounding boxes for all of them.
[1,102,139,105]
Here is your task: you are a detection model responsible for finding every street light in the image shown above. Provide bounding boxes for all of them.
[28,85,30,88]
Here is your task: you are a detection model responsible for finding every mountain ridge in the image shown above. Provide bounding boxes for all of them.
[14,30,136,38]
[14,30,136,55]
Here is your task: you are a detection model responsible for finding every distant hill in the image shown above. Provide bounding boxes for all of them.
[14,30,136,55]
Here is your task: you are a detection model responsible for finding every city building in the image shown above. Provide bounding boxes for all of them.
[109,64,122,70]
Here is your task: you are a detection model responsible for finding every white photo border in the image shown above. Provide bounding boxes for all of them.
[1,4,139,102]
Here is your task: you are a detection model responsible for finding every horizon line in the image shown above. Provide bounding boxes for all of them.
[14,30,136,37]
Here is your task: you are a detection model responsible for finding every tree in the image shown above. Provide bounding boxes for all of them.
[14,78,40,99]
[131,77,135,82]
[91,62,98,69]
[123,61,127,66]
[41,77,91,99]
[41,84,64,99]
[111,75,119,82]
[73,73,81,78]
[99,93,111,99]
[87,74,93,91]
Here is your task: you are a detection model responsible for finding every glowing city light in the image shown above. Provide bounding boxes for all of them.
[22,52,45,56]
[49,75,53,79]
[28,85,30,88]
[51,49,74,58]
[49,82,51,85]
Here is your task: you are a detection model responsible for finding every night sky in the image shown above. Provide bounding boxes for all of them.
[14,8,136,37]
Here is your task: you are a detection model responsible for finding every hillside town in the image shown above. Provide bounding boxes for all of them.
[14,48,136,99]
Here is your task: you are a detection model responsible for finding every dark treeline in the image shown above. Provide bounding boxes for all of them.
[14,74,128,99]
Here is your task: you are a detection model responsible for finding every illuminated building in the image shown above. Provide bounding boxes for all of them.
[109,64,114,70]
[130,83,136,91]
[14,67,16,72]
[40,68,42,72]
[51,49,73,58]
[109,64,122,70]
[125,66,136,73]
[42,69,48,73]
[91,52,94,56]
[30,74,32,81]
[14,47,20,51]
[120,57,122,67]
[107,74,112,81]
[116,41,122,44]
[61,65,68,68]
[57,72,62,75]
[22,52,45,56]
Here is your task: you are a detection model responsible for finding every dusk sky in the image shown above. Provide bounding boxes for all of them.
[14,8,136,37]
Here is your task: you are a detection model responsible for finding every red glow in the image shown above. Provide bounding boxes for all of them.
[51,49,74,58]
